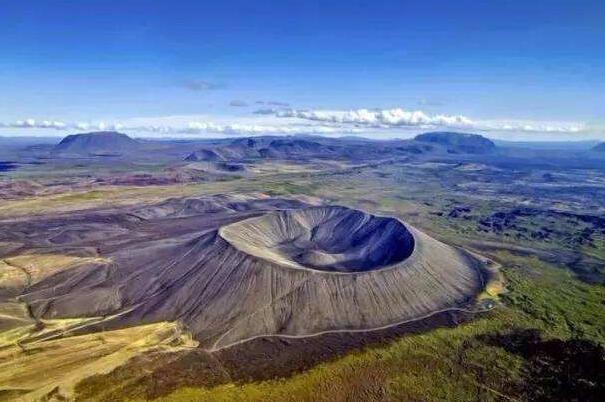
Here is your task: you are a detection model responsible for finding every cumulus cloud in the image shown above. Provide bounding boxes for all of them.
[146,121,358,136]
[476,120,586,133]
[276,108,474,129]
[0,119,126,132]
[3,119,68,130]
[1,116,354,137]
[0,109,591,139]
[48,114,355,137]
[229,100,248,107]
[273,107,588,134]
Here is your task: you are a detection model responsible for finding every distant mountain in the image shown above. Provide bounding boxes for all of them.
[592,142,605,152]
[184,149,224,162]
[53,131,140,156]
[184,140,261,162]
[179,135,451,163]
[184,137,339,161]
[259,139,337,158]
[414,132,496,154]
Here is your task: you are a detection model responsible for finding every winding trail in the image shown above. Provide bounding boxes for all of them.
[209,247,502,352]
[209,303,495,352]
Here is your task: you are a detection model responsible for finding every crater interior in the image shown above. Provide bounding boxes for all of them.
[220,206,415,273]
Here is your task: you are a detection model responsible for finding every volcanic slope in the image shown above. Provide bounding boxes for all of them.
[2,196,483,351]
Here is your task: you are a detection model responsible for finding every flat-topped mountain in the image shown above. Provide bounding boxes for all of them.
[53,131,140,156]
[414,131,496,154]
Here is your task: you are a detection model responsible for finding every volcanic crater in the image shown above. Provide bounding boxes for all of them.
[2,196,484,351]
[220,206,415,273]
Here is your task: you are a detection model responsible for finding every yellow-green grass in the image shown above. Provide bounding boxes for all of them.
[3,253,110,286]
[0,182,245,218]
[0,322,197,401]
[0,162,354,219]
[121,310,523,402]
[0,261,28,291]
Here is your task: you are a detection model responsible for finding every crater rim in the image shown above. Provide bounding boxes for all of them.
[219,205,417,274]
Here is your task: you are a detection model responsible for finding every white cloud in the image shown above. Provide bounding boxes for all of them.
[21,114,350,137]
[6,118,68,130]
[274,108,588,134]
[0,108,595,139]
[1,119,125,132]
[144,121,358,136]
[276,108,474,129]
[476,120,586,133]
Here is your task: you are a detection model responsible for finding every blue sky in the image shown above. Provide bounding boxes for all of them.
[1,0,604,139]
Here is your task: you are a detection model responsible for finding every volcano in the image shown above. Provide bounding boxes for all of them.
[9,197,483,351]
